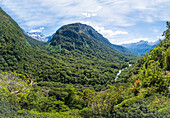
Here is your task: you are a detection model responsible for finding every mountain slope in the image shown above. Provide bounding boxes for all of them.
[122,40,160,55]
[0,8,137,88]
[0,7,169,118]
[22,30,47,49]
[48,23,137,56]
[118,22,170,90]
[0,8,25,43]
[46,33,55,42]
[110,22,170,118]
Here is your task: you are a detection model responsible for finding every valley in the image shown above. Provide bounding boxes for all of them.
[0,7,169,118]
[115,62,132,81]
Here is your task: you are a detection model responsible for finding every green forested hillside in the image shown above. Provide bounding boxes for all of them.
[0,7,137,89]
[118,22,170,85]
[48,23,137,56]
[112,22,170,118]
[0,7,169,118]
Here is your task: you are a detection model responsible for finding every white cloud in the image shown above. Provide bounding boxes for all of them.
[111,31,128,35]
[119,37,165,45]
[29,29,41,33]
[0,0,169,43]
[157,35,165,40]
[81,13,97,17]
[2,0,169,28]
[92,26,129,44]
[29,27,45,33]
[81,5,101,18]
[115,38,150,45]
[94,26,128,38]
[133,38,150,42]
[153,29,159,33]
[101,30,128,38]
[40,27,44,30]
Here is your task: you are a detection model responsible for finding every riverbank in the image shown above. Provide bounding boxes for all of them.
[115,63,132,81]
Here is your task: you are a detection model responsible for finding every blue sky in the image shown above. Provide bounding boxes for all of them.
[0,0,170,44]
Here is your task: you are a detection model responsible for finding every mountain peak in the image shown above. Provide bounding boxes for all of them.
[48,22,136,56]
[139,40,148,43]
[56,22,94,34]
[49,22,109,51]
[122,40,160,55]
[27,32,48,42]
[62,22,87,27]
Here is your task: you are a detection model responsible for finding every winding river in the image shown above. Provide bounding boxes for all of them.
[115,63,132,81]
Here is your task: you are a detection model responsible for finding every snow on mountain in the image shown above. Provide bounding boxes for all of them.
[27,32,48,42]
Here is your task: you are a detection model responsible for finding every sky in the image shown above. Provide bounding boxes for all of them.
[0,0,170,45]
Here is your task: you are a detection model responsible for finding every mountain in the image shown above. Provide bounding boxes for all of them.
[46,33,55,42]
[115,22,170,117]
[122,40,160,55]
[0,8,137,87]
[0,7,51,72]
[27,31,48,42]
[119,22,170,88]
[0,7,169,118]
[118,22,170,86]
[148,40,160,45]
[48,23,137,56]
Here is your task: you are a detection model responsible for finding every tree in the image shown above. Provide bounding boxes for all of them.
[164,47,170,70]
[138,61,168,93]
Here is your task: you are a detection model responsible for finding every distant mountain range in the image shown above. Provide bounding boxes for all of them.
[27,23,158,56]
[122,40,160,55]
[27,32,51,42]
[25,22,137,56]
[0,7,169,118]
[0,6,137,86]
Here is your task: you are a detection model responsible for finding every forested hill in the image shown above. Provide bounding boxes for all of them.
[0,7,169,118]
[118,21,170,92]
[48,23,137,56]
[0,8,25,43]
[0,7,137,88]
[110,21,170,117]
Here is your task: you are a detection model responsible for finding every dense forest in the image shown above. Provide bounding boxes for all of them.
[0,7,169,118]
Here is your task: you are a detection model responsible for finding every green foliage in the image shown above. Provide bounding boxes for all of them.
[147,95,170,113]
[0,8,25,43]
[28,110,82,118]
[79,85,133,116]
[24,34,47,49]
[106,22,170,117]
[102,94,170,118]
[49,23,137,56]
[0,8,138,93]
[0,95,18,117]
[118,22,170,95]
[0,72,31,108]
[0,8,169,118]
[0,73,70,113]
[164,47,170,70]
[137,61,168,93]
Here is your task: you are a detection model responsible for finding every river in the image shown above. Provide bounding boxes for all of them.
[115,63,132,81]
